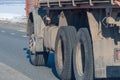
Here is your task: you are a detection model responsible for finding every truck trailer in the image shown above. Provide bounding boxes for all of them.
[26,0,120,80]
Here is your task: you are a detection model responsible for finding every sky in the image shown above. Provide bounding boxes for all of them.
[0,4,25,15]
[0,0,25,4]
[0,1,26,23]
[0,0,25,15]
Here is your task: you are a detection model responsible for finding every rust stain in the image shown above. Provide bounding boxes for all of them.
[26,0,29,18]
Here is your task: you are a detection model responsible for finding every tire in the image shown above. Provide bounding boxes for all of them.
[73,28,94,80]
[28,17,48,66]
[55,26,76,80]
[30,51,48,66]
[29,35,48,66]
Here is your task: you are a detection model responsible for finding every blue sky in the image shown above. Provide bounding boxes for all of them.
[0,0,25,4]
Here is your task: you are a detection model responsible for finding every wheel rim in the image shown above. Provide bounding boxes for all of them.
[76,42,84,76]
[57,39,64,71]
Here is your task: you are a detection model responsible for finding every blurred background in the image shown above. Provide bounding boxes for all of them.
[0,0,26,23]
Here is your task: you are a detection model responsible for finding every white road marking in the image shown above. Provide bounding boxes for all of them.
[10,33,15,35]
[1,30,5,33]
[1,29,28,38]
[17,29,26,32]
[22,35,28,38]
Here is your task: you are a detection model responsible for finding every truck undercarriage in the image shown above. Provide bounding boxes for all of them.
[26,0,120,80]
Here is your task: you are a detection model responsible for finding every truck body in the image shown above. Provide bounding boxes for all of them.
[26,0,120,80]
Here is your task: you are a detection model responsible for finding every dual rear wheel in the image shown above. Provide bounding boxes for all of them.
[55,27,94,80]
[28,23,94,80]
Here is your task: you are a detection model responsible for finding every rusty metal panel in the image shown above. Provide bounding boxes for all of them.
[37,0,116,8]
[26,0,34,18]
[39,0,71,3]
[26,0,119,9]
[38,0,109,3]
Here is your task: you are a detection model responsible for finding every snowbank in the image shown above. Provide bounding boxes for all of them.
[0,13,26,23]
[0,4,26,23]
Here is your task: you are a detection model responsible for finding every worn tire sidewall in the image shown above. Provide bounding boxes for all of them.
[55,26,75,80]
[73,28,94,80]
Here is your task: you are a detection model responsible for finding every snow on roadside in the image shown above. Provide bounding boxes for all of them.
[0,13,26,23]
[0,4,27,23]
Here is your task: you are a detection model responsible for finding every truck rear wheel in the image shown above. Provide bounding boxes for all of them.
[29,35,48,66]
[28,13,48,66]
[73,28,94,80]
[55,26,76,80]
[30,51,48,66]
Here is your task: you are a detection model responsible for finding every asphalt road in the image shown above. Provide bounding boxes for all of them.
[0,26,59,80]
[0,26,119,80]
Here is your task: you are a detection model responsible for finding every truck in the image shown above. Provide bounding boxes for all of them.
[26,0,120,80]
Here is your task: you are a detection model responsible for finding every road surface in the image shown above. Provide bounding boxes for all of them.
[0,26,119,80]
[0,26,59,80]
